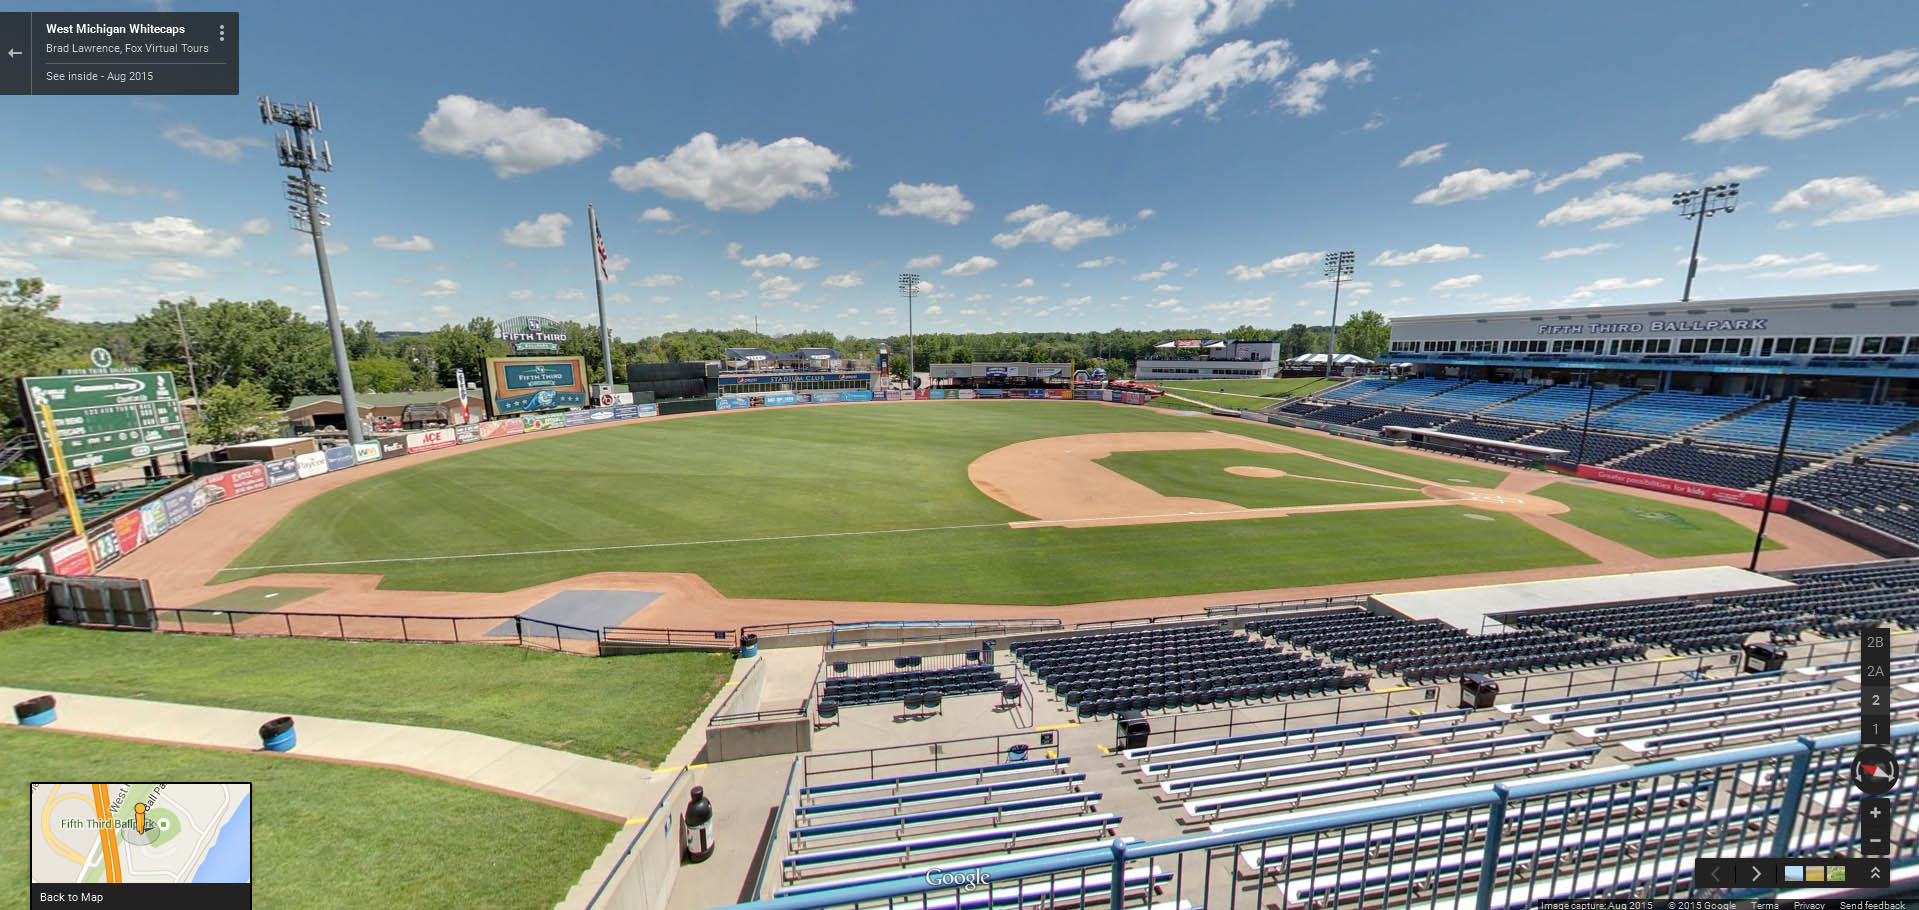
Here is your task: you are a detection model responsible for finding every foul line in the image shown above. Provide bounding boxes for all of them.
[219,521,1016,574]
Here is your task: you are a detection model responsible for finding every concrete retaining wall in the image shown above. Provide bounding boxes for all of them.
[704,718,810,762]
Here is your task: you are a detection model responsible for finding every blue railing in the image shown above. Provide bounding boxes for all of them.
[717,722,1918,910]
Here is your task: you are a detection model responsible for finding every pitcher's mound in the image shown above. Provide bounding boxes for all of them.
[1225,466,1287,478]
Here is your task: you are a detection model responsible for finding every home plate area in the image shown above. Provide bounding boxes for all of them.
[487,589,662,641]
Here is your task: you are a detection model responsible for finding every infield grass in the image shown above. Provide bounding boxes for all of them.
[1098,449,1425,508]
[0,625,729,764]
[1531,481,1781,558]
[220,403,1586,602]
[3,726,615,909]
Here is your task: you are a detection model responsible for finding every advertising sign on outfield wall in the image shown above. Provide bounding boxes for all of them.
[113,511,146,556]
[956,390,976,399]
[975,389,1004,398]
[294,451,330,478]
[265,458,300,486]
[765,392,799,406]
[353,443,383,463]
[1027,389,1045,399]
[161,486,197,526]
[1045,389,1069,399]
[139,500,169,539]
[12,552,49,575]
[454,425,482,444]
[843,390,874,402]
[407,429,456,453]
[716,396,750,410]
[585,407,618,425]
[50,537,92,575]
[484,355,589,414]
[202,464,269,504]
[562,410,592,427]
[324,447,357,471]
[478,419,522,440]
[378,436,409,458]
[89,530,120,566]
[612,404,642,419]
[1573,464,1790,512]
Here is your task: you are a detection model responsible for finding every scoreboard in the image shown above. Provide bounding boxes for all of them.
[19,371,190,471]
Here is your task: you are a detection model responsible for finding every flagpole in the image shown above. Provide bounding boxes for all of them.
[587,204,615,395]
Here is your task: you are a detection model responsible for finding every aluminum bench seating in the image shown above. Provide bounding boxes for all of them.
[1497,669,1786,714]
[773,839,1134,897]
[800,757,1070,801]
[1280,805,1767,908]
[1121,709,1476,763]
[789,792,1103,847]
[781,813,1123,875]
[1622,699,1919,756]
[1536,677,1833,727]
[1160,732,1551,798]
[797,864,1169,910]
[1138,719,1507,778]
[1180,747,1599,821]
[1572,689,1856,742]
[796,774,1086,820]
[1231,779,1713,875]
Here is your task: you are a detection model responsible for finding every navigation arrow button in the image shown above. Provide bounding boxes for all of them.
[1745,862,1766,884]
[7,48,20,58]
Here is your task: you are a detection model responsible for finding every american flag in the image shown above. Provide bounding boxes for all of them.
[593,217,610,279]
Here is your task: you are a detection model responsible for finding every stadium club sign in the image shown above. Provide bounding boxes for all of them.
[497,315,569,355]
[1537,318,1769,335]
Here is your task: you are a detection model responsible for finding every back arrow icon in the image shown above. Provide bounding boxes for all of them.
[7,49,21,58]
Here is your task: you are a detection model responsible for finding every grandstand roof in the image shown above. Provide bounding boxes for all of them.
[1371,566,1793,629]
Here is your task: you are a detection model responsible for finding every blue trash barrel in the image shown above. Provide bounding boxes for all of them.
[1007,743,1030,763]
[14,695,56,727]
[740,633,759,658]
[259,716,296,752]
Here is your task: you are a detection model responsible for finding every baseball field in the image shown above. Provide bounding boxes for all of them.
[183,400,1835,613]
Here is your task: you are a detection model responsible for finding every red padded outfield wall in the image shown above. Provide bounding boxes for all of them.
[1573,464,1790,512]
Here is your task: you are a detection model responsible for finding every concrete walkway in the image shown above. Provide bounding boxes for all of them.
[1,685,673,821]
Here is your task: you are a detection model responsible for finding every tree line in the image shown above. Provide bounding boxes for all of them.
[1,275,1394,436]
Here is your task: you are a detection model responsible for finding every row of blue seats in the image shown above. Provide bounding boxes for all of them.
[1352,378,1466,407]
[1695,399,1914,454]
[1482,384,1639,424]
[1412,381,1538,415]
[1582,391,1754,436]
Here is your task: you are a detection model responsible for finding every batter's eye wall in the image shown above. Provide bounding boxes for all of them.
[484,356,589,415]
[625,361,718,401]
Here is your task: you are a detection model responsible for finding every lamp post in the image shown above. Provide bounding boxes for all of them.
[170,298,201,405]
[1322,251,1355,379]
[898,273,920,390]
[1672,183,1739,303]
[261,95,363,446]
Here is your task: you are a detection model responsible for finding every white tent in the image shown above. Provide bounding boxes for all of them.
[1334,353,1373,364]
[1287,352,1373,365]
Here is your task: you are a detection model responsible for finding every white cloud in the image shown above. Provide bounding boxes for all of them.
[1360,113,1386,131]
[923,305,944,316]
[1487,295,1533,309]
[286,237,347,257]
[501,212,571,247]
[1537,191,1666,229]
[1697,252,1828,273]
[1758,261,1878,278]
[905,254,943,269]
[1874,68,1919,90]
[1568,276,1663,299]
[422,278,461,298]
[602,254,631,278]
[1431,274,1482,290]
[1075,0,1279,78]
[239,217,272,236]
[160,125,265,162]
[1413,168,1535,205]
[878,183,974,224]
[1046,85,1108,125]
[1542,242,1618,260]
[1077,255,1123,269]
[1710,164,1768,183]
[944,255,1000,277]
[637,273,683,287]
[1009,295,1048,306]
[509,289,534,301]
[653,296,672,304]
[610,132,848,213]
[1065,295,1092,307]
[1108,39,1295,128]
[373,234,434,252]
[0,196,242,260]
[1371,243,1471,266]
[822,271,863,288]
[715,0,852,44]
[1012,277,1034,288]
[350,289,383,301]
[1201,295,1272,317]
[1226,250,1319,281]
[1399,143,1446,167]
[724,241,743,260]
[1154,283,1183,292]
[1136,208,1155,220]
[708,289,748,301]
[965,293,992,302]
[1609,172,1695,195]
[553,288,586,301]
[758,275,802,300]
[990,204,1120,250]
[740,251,819,269]
[415,95,607,177]
[144,260,207,282]
[1689,50,1919,141]
[1533,152,1642,193]
[1278,56,1373,116]
[1771,176,1919,224]
[639,207,675,222]
[958,308,981,317]
[607,292,634,304]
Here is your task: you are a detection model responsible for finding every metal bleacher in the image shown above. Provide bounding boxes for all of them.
[1408,381,1538,416]
[1694,400,1915,455]
[1481,384,1639,424]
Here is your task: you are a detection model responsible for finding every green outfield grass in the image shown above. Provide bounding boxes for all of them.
[1098,449,1425,508]
[0,626,729,765]
[1531,481,1780,558]
[3,727,615,909]
[1151,388,1267,412]
[218,403,1585,602]
[1158,377,1349,398]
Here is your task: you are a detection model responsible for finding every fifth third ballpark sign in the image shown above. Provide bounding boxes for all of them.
[497,315,569,355]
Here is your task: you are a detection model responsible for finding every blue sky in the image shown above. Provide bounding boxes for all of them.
[5,1,1918,338]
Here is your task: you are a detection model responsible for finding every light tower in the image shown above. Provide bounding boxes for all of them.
[898,273,920,390]
[1321,251,1355,379]
[261,95,362,445]
[1672,183,1738,303]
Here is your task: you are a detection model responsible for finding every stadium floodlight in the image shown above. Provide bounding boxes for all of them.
[262,94,363,446]
[1672,182,1739,303]
[898,273,921,390]
[1322,251,1356,379]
